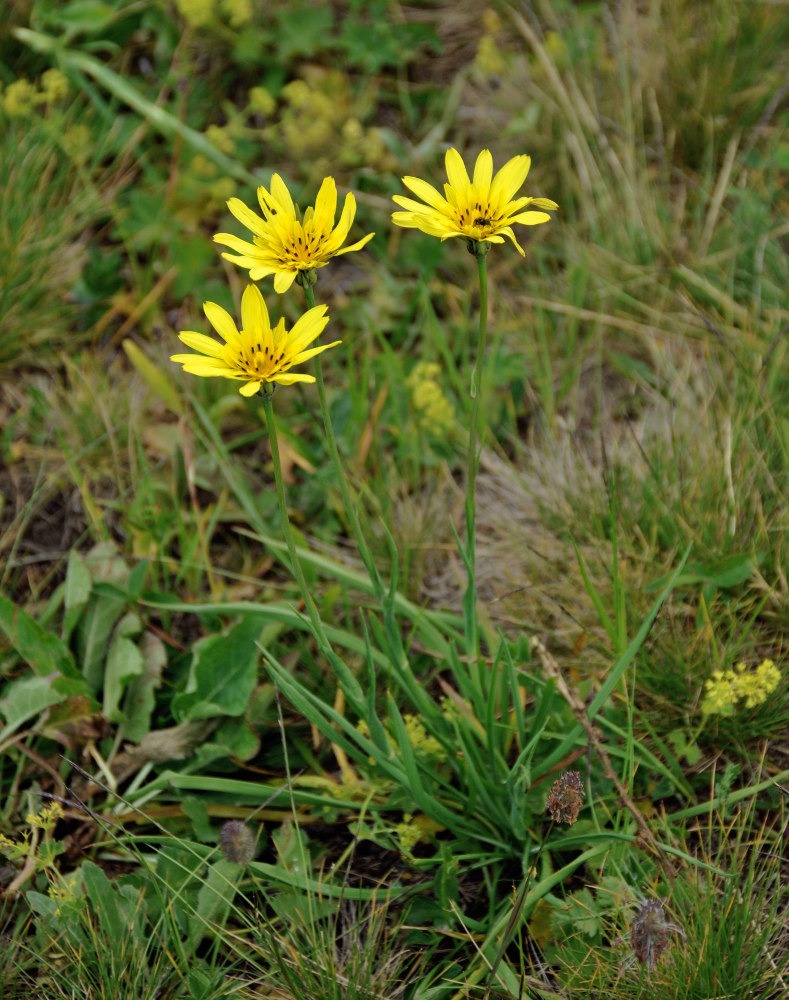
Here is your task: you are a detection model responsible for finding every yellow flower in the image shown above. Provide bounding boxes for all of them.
[407,361,455,435]
[733,658,780,709]
[176,0,214,27]
[171,284,339,395]
[701,670,736,716]
[214,175,375,293]
[702,659,781,716]
[392,147,557,255]
[247,86,275,116]
[3,78,36,117]
[38,68,70,104]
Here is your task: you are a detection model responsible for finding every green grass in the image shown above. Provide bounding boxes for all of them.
[1,1,788,998]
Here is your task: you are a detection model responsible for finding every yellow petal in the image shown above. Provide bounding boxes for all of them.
[401,176,448,211]
[499,227,526,255]
[490,155,531,207]
[508,210,552,226]
[227,197,267,236]
[391,211,421,228]
[291,339,341,365]
[314,176,338,229]
[392,194,435,214]
[269,174,296,216]
[287,304,329,354]
[204,302,239,343]
[214,232,263,255]
[172,358,236,376]
[272,372,316,385]
[445,147,470,191]
[273,269,298,293]
[177,332,226,357]
[472,149,493,192]
[240,283,269,333]
[335,232,375,255]
[239,380,263,396]
[249,264,278,281]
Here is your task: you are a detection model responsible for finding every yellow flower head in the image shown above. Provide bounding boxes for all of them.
[171,284,339,396]
[392,147,557,255]
[214,175,375,293]
[701,658,781,716]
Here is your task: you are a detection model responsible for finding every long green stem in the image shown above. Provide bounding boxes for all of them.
[464,253,489,665]
[260,389,330,650]
[302,281,383,597]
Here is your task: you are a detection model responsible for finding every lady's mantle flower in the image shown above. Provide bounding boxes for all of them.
[701,658,781,716]
[214,175,375,292]
[392,147,557,255]
[171,284,339,395]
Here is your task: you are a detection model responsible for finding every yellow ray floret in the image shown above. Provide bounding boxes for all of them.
[392,147,557,254]
[171,284,340,395]
[214,174,375,293]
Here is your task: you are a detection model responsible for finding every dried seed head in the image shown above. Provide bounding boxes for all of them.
[219,821,256,866]
[630,899,685,969]
[546,770,585,825]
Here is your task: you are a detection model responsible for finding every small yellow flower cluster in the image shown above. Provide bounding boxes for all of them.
[277,78,344,165]
[204,123,236,156]
[26,801,64,830]
[175,0,214,27]
[48,873,81,916]
[402,713,445,763]
[174,154,237,224]
[406,362,456,436]
[395,812,444,853]
[702,659,781,716]
[247,86,276,117]
[357,715,444,765]
[0,830,29,859]
[175,0,251,29]
[266,72,392,175]
[220,0,252,28]
[1,70,70,117]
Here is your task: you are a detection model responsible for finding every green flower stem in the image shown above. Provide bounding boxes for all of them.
[260,388,331,651]
[464,252,489,665]
[301,280,383,597]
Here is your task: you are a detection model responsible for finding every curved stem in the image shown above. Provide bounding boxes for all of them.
[464,253,489,665]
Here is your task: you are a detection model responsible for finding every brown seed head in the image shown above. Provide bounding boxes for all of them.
[630,899,685,969]
[546,770,585,825]
[219,820,256,866]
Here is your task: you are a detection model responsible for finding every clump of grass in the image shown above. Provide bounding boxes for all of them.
[549,805,789,999]
[0,114,104,370]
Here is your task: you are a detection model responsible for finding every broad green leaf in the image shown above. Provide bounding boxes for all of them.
[0,675,64,742]
[64,550,92,609]
[82,861,123,940]
[74,544,130,691]
[103,613,144,723]
[193,716,259,766]
[189,859,239,948]
[122,631,166,742]
[172,616,263,722]
[0,595,77,679]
